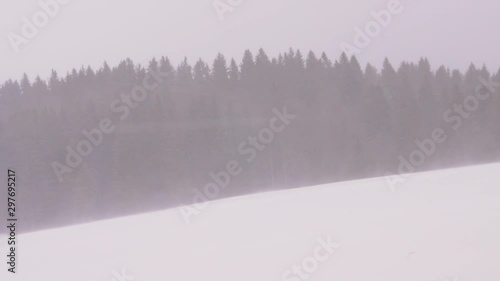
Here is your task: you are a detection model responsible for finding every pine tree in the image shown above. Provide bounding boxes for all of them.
[240,50,255,87]
[381,58,397,88]
[20,73,32,96]
[364,63,379,85]
[228,58,239,86]
[212,53,229,87]
[177,57,193,85]
[48,70,60,92]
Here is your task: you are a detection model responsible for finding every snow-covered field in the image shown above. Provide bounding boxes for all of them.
[2,163,500,281]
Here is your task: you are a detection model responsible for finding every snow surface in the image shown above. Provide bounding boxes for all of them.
[2,163,500,281]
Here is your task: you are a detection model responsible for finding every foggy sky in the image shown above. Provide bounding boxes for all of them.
[1,0,499,82]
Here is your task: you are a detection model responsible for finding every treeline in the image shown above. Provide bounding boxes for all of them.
[1,49,499,231]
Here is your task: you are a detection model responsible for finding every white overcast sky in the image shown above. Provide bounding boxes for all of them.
[0,0,499,82]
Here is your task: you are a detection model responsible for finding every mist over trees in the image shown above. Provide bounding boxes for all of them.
[1,49,499,231]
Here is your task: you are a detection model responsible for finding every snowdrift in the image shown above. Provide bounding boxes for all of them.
[2,163,500,281]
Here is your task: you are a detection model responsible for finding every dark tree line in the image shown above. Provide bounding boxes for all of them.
[1,49,499,231]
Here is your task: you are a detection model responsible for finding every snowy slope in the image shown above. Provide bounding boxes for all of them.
[2,163,500,281]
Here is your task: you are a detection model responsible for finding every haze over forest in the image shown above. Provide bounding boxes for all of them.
[1,49,499,231]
